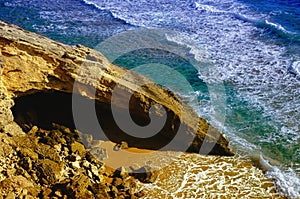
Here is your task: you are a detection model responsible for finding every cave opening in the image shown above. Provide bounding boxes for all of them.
[10,90,232,155]
[11,90,178,150]
[12,91,78,132]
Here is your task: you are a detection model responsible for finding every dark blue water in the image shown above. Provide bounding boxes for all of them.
[238,0,300,56]
[0,0,133,47]
[0,0,299,197]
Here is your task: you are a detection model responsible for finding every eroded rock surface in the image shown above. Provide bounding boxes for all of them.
[0,21,231,155]
[0,123,144,198]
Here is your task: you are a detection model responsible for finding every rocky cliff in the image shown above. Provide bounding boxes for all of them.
[0,21,284,198]
[0,20,231,155]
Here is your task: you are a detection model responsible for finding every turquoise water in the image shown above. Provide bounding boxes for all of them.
[0,0,299,197]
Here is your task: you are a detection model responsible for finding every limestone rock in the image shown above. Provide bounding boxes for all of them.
[36,159,60,185]
[70,141,86,157]
[0,20,231,156]
[1,123,142,198]
[0,175,39,197]
[113,141,129,151]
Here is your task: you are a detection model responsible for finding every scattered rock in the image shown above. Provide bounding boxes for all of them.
[0,123,143,198]
[19,157,32,171]
[35,143,60,162]
[89,147,108,161]
[130,165,158,183]
[70,141,86,157]
[54,190,62,197]
[91,183,110,198]
[113,144,121,151]
[114,167,129,179]
[68,174,94,198]
[120,141,129,149]
[18,148,38,161]
[113,141,129,151]
[0,175,39,197]
[36,159,60,185]
[113,177,123,187]
[27,126,38,136]
[49,129,66,145]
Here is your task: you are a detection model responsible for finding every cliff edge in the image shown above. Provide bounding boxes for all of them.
[0,21,231,155]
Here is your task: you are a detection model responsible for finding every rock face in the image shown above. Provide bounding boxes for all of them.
[0,123,144,198]
[0,21,284,198]
[0,20,231,155]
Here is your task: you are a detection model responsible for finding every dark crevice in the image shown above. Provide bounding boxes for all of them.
[11,90,178,151]
[12,91,77,131]
[11,90,231,155]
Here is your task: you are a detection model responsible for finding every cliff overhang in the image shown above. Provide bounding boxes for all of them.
[0,21,232,156]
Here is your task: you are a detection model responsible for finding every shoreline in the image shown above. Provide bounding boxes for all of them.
[0,21,286,198]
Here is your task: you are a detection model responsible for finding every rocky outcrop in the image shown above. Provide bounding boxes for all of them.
[0,20,231,155]
[0,21,284,198]
[0,123,144,198]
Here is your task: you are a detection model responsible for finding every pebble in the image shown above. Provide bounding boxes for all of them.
[71,141,86,156]
[82,160,90,168]
[120,141,129,149]
[27,126,38,135]
[111,186,119,194]
[53,144,62,151]
[91,165,98,176]
[113,141,129,151]
[71,161,80,169]
[87,170,93,179]
[113,177,123,187]
[55,191,62,197]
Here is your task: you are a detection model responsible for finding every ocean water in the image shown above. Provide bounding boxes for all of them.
[0,0,299,198]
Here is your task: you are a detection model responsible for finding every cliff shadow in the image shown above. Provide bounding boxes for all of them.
[11,90,181,151]
[11,90,231,155]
